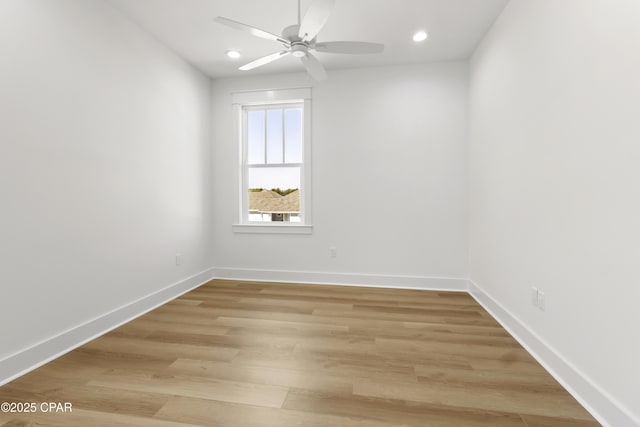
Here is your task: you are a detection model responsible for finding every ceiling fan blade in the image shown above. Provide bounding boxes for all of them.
[214,16,290,45]
[298,0,335,41]
[315,41,384,54]
[300,52,327,81]
[239,51,291,71]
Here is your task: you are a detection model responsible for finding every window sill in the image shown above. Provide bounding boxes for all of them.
[232,224,313,235]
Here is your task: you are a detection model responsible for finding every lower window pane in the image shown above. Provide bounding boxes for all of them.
[248,167,300,223]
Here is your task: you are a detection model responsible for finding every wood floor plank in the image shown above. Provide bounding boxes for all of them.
[353,378,594,419]
[60,347,178,373]
[403,320,512,337]
[352,302,485,318]
[350,325,520,347]
[414,364,564,393]
[88,370,289,409]
[213,315,349,332]
[282,388,528,427]
[232,348,420,383]
[238,296,354,311]
[82,335,239,362]
[520,413,602,427]
[0,407,201,427]
[109,318,230,337]
[0,279,600,426]
[154,395,396,427]
[375,336,534,361]
[167,358,353,395]
[0,384,169,418]
[468,358,550,374]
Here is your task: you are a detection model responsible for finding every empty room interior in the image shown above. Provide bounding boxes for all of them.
[1,0,639,426]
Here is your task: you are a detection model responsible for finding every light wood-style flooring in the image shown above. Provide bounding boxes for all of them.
[0,279,600,426]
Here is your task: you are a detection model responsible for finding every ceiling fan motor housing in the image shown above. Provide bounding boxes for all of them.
[291,43,308,57]
[283,25,310,57]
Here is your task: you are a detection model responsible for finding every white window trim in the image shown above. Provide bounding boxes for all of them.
[231,87,312,234]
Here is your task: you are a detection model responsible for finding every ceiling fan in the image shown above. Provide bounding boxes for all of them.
[214,0,384,81]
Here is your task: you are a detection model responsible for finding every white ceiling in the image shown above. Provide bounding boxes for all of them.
[108,0,508,79]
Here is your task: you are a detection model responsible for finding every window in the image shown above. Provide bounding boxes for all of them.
[232,88,312,234]
[246,105,302,223]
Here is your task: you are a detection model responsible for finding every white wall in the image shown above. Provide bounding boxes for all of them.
[469,0,640,424]
[211,63,468,283]
[0,0,211,362]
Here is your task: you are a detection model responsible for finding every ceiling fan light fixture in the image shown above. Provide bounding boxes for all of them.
[413,31,428,42]
[291,43,308,58]
[226,50,241,59]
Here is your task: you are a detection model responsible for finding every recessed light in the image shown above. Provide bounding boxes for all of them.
[226,50,241,59]
[413,31,428,42]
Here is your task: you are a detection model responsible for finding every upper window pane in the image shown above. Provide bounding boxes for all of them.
[247,110,265,164]
[284,108,302,163]
[266,109,283,164]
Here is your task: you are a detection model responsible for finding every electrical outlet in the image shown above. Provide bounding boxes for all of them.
[531,287,539,306]
[537,291,545,311]
[176,253,182,266]
[329,246,337,258]
[531,287,546,311]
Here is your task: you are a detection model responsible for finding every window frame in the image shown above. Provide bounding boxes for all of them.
[231,87,312,234]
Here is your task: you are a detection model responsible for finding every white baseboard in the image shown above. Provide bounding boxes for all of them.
[0,268,214,388]
[212,267,468,291]
[468,279,639,427]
